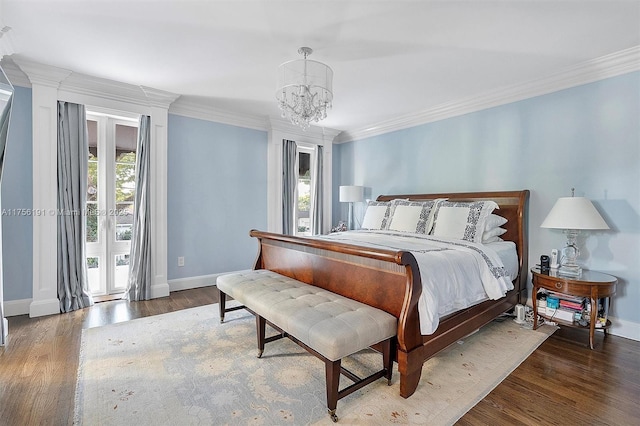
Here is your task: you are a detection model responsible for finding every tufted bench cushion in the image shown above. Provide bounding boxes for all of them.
[216,269,397,361]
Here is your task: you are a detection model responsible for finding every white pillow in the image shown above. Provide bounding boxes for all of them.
[430,200,499,243]
[361,201,391,230]
[482,226,507,243]
[387,199,441,234]
[482,235,504,244]
[484,214,508,232]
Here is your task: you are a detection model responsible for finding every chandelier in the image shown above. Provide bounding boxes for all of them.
[276,47,333,130]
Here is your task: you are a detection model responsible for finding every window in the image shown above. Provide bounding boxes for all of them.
[296,149,312,235]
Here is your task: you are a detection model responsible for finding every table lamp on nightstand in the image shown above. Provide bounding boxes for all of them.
[540,189,609,277]
[339,185,364,230]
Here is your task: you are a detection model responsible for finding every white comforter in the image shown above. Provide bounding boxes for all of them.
[316,230,515,335]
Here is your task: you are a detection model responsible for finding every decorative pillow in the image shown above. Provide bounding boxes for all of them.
[387,199,440,234]
[484,214,508,232]
[482,226,507,244]
[361,201,391,230]
[430,200,499,243]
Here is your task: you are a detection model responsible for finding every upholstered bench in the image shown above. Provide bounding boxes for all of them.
[216,269,397,422]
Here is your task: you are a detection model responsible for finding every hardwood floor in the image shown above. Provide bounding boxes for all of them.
[1,286,638,425]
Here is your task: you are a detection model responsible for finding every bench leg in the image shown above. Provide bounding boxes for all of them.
[256,315,266,358]
[382,338,394,385]
[325,359,341,423]
[218,289,226,323]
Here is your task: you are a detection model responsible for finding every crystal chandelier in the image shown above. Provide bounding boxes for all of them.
[276,47,333,130]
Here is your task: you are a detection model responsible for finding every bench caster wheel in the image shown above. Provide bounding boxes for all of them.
[328,409,338,422]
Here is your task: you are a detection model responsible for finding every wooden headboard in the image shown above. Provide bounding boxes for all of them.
[376,190,530,298]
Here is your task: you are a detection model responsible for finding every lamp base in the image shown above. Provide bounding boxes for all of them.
[559,264,582,277]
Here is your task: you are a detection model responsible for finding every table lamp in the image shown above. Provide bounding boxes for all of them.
[339,185,364,230]
[540,189,609,276]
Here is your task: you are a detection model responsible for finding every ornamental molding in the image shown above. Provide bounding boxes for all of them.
[10,56,179,109]
[169,98,268,131]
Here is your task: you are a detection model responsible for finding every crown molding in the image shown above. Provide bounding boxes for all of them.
[60,72,178,108]
[140,86,181,109]
[10,56,180,109]
[336,46,640,144]
[0,57,29,87]
[169,98,269,131]
[268,117,341,143]
[12,57,72,89]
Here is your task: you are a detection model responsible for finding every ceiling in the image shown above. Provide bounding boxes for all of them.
[2,0,639,134]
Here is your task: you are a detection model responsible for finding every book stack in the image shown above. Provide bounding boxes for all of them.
[538,291,586,323]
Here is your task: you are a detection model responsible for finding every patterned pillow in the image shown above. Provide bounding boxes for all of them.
[387,199,440,234]
[361,201,391,230]
[430,200,499,243]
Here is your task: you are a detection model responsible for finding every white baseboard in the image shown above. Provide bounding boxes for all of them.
[5,298,32,317]
[150,282,170,299]
[609,316,640,342]
[167,270,250,292]
[29,298,60,318]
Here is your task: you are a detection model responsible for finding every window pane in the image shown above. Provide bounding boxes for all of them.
[115,163,136,202]
[115,202,134,241]
[86,202,98,243]
[114,254,130,290]
[297,151,311,235]
[114,124,137,241]
[86,256,100,294]
[86,119,99,243]
[87,155,98,203]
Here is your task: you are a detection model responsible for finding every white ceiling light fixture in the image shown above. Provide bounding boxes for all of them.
[276,47,333,131]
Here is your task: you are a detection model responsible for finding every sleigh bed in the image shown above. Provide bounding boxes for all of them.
[248,190,529,398]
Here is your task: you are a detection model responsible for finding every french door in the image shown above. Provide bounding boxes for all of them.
[85,113,138,296]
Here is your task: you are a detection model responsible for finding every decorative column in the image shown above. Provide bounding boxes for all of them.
[13,59,72,317]
[140,86,180,299]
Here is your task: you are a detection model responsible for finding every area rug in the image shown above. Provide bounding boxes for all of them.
[74,304,555,425]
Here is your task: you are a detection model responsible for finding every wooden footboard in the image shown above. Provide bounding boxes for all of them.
[249,190,529,398]
[249,230,424,397]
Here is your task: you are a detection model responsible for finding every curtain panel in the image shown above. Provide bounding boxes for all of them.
[282,139,297,235]
[57,101,93,313]
[125,115,152,301]
[311,145,323,235]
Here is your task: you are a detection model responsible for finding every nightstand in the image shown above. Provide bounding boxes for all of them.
[531,267,617,349]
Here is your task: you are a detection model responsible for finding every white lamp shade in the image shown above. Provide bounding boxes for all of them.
[339,185,364,203]
[540,197,609,230]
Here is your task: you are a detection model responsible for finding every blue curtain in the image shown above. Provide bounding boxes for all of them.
[57,101,93,313]
[125,115,152,301]
[282,139,297,235]
[311,145,323,235]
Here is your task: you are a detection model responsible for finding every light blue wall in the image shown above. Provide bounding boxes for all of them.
[333,72,640,325]
[2,86,33,300]
[167,114,268,280]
